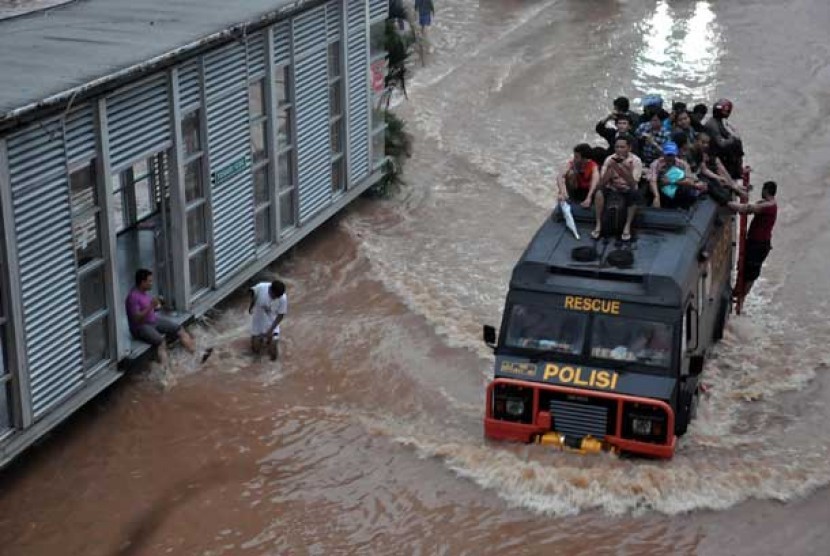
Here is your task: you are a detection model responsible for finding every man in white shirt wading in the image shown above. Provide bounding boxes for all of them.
[248,279,287,361]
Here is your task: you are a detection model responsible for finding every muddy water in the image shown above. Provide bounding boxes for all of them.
[2,0,830,554]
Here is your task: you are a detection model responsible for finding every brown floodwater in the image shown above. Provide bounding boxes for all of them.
[2,0,830,554]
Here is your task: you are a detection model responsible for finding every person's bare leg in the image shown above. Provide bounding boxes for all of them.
[178,329,196,354]
[592,190,604,237]
[268,339,278,362]
[156,343,169,367]
[623,206,637,239]
[251,335,264,358]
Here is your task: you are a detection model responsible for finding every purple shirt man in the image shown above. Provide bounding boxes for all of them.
[125,268,210,365]
[126,287,156,334]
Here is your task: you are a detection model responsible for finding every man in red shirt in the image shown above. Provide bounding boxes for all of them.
[728,181,778,297]
[556,143,600,208]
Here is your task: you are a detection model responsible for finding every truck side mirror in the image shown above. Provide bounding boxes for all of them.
[483,325,497,348]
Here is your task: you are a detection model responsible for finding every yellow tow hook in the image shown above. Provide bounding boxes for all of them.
[535,432,606,455]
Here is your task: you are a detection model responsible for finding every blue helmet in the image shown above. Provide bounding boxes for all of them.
[662,142,679,156]
[642,94,664,108]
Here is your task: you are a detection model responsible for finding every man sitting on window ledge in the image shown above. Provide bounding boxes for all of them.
[125,268,212,366]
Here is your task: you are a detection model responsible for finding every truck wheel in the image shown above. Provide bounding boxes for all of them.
[675,389,699,436]
[713,286,731,342]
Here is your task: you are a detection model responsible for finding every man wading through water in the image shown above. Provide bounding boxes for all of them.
[249,279,288,361]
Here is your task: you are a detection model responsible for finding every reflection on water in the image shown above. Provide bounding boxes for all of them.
[634,1,723,102]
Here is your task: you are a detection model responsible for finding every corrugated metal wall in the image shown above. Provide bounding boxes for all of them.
[6,119,85,419]
[204,41,256,284]
[326,1,341,41]
[107,74,171,171]
[179,60,202,110]
[64,105,96,164]
[273,21,291,65]
[293,6,331,224]
[368,0,387,21]
[247,31,267,78]
[347,0,370,185]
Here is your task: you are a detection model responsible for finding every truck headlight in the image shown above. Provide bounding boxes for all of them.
[506,398,525,417]
[631,417,653,436]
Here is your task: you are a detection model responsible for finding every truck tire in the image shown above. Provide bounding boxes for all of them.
[713,286,731,342]
[675,388,699,436]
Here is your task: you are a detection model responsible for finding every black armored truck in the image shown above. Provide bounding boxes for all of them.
[483,198,735,458]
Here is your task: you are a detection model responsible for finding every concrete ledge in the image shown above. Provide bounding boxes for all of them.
[123,310,192,362]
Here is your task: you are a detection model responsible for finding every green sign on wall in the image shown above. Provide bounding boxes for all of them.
[210,154,252,186]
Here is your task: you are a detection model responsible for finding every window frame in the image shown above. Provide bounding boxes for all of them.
[69,160,112,373]
[249,79,273,249]
[180,107,211,300]
[369,22,388,169]
[274,63,298,235]
[328,40,346,194]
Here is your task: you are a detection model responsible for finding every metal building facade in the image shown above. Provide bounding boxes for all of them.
[0,0,389,467]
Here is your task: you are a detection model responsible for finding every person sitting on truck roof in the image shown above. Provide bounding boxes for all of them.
[727,181,778,298]
[595,97,638,146]
[595,115,639,155]
[556,143,600,208]
[638,94,669,125]
[662,101,687,132]
[686,132,747,204]
[591,135,644,241]
[649,142,704,209]
[690,103,708,132]
[671,109,696,145]
[635,111,672,166]
[704,98,744,179]
[607,97,639,124]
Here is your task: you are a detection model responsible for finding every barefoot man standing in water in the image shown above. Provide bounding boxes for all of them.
[248,279,288,361]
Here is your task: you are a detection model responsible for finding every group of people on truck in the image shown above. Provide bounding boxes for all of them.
[555,94,778,297]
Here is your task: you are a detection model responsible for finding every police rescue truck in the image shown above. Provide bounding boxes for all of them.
[482,198,736,458]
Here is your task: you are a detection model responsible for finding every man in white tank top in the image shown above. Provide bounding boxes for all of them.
[248,279,288,361]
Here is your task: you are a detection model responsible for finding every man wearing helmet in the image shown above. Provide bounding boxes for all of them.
[704,98,744,179]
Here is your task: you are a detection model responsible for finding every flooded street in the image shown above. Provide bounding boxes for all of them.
[2,0,830,554]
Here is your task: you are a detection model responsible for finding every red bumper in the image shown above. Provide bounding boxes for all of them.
[485,378,677,459]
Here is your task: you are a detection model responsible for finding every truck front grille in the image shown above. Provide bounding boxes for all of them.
[550,399,608,439]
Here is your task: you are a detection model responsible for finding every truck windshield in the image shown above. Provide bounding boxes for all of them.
[590,315,672,368]
[504,304,588,355]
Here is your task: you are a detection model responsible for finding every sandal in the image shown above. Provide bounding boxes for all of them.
[590,229,601,240]
[621,231,632,242]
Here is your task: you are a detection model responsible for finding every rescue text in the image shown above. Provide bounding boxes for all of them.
[564,295,621,315]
